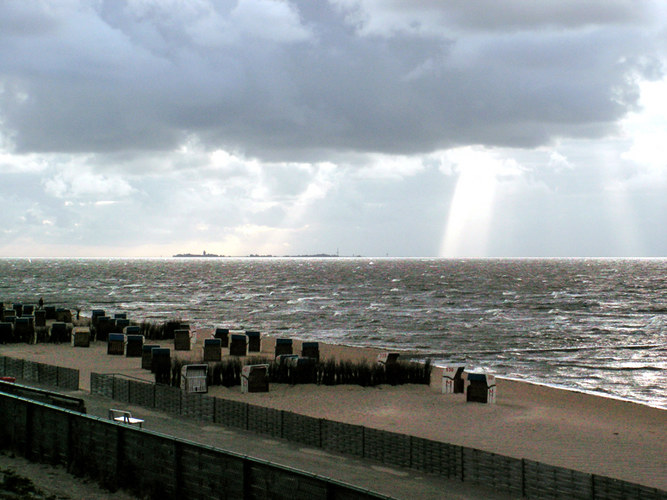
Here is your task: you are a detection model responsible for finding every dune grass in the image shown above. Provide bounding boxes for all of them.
[165,355,431,388]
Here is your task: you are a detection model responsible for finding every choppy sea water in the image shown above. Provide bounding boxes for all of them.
[0,257,665,408]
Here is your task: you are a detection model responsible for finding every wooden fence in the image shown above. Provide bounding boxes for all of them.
[0,391,390,500]
[91,372,667,500]
[0,355,79,390]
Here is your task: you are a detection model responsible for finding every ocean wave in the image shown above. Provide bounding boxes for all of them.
[558,363,665,372]
[445,343,665,356]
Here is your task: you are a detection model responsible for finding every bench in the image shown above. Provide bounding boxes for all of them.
[108,408,144,428]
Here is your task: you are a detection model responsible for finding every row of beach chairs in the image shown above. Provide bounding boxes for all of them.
[7,305,493,405]
[0,301,76,344]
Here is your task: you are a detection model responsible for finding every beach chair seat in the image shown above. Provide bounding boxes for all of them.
[108,408,144,428]
[125,334,144,357]
[107,333,126,355]
[142,344,160,370]
[34,309,46,327]
[377,352,400,366]
[246,330,261,352]
[465,372,497,404]
[203,338,222,361]
[229,333,247,356]
[174,329,191,350]
[274,338,293,357]
[180,364,208,393]
[301,341,320,361]
[442,365,465,394]
[214,327,229,347]
[241,364,269,393]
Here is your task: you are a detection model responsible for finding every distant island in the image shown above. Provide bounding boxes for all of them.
[172,251,223,258]
[173,251,340,258]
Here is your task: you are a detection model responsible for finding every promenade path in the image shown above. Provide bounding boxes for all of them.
[76,389,511,500]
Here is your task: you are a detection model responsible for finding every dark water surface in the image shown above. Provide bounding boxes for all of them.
[1,257,665,407]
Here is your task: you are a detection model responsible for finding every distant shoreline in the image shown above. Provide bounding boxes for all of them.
[173,252,341,258]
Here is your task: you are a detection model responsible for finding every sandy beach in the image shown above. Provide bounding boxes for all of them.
[0,333,665,492]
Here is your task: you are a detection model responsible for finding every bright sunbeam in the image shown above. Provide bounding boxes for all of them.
[440,148,507,257]
[602,78,667,255]
[621,78,667,176]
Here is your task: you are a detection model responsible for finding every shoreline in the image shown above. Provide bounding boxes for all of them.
[275,336,667,411]
[495,374,667,411]
[238,334,667,412]
[0,333,665,490]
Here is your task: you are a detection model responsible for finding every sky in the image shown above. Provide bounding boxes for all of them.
[1,0,666,258]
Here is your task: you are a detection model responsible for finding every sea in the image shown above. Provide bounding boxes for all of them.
[0,257,665,409]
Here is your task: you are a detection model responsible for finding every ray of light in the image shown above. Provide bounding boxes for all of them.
[440,147,500,257]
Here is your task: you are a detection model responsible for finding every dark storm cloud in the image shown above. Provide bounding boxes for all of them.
[0,0,663,161]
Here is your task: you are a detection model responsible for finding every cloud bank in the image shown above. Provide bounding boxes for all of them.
[1,1,665,257]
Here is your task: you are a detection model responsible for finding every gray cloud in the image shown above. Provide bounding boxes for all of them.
[332,0,651,35]
[1,1,662,161]
[1,1,666,258]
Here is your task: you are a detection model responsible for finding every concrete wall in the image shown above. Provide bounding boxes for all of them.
[91,372,667,500]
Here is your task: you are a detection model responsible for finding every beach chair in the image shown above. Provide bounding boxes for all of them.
[229,333,247,356]
[95,316,113,341]
[377,352,400,366]
[115,318,130,330]
[44,305,57,320]
[275,338,293,357]
[442,365,466,394]
[55,307,72,323]
[107,333,126,355]
[142,344,160,370]
[214,327,229,347]
[465,372,497,404]
[2,309,16,322]
[125,334,144,357]
[0,323,12,344]
[246,330,261,352]
[34,309,46,327]
[241,364,269,393]
[124,325,141,335]
[71,327,91,347]
[91,309,105,326]
[301,342,320,361]
[203,338,222,361]
[15,317,34,344]
[180,364,208,393]
[151,348,171,384]
[174,329,191,350]
[286,356,317,384]
[50,322,68,343]
[108,409,144,428]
